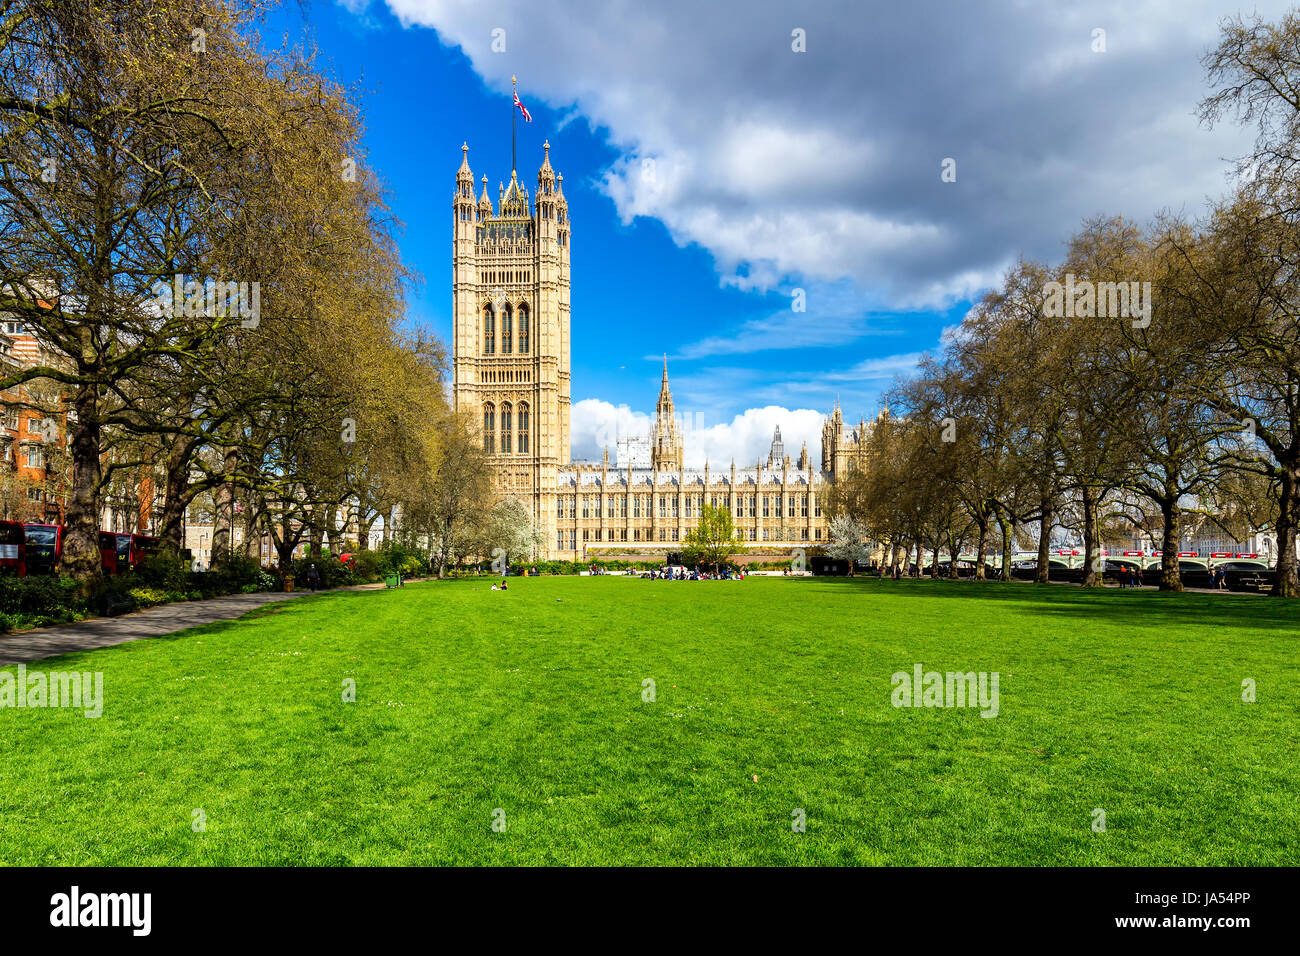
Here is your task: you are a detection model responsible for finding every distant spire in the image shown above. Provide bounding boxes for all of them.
[768,424,785,467]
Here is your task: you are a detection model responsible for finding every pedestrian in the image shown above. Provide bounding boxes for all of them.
[307,563,321,592]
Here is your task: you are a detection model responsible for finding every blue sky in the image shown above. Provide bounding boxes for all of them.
[267,0,1276,466]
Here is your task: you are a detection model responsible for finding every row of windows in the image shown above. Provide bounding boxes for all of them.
[483,402,530,455]
[555,494,820,519]
[483,270,531,285]
[482,368,530,384]
[483,304,530,355]
[552,526,823,549]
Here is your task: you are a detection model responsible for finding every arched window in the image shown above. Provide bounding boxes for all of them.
[483,403,496,454]
[483,305,495,355]
[501,304,513,354]
[518,304,530,354]
[500,403,513,454]
[517,403,529,454]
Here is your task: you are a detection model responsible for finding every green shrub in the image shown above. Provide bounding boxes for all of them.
[126,587,169,609]
[350,550,383,581]
[292,555,357,590]
[373,541,428,576]
[207,555,265,595]
[135,550,190,592]
[0,576,85,616]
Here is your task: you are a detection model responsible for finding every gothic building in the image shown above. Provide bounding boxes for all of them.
[452,143,871,560]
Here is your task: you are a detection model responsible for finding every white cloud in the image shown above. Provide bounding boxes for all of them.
[376,0,1283,308]
[571,396,828,470]
[683,406,827,470]
[569,398,651,461]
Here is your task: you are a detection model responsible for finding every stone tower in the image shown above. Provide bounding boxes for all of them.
[767,425,785,467]
[651,356,683,472]
[452,141,571,535]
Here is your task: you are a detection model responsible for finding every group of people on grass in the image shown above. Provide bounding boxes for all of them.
[1116,566,1145,589]
[649,565,740,580]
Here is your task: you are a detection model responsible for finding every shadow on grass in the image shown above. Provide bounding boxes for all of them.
[781,575,1300,634]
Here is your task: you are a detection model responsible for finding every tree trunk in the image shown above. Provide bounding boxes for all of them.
[1159,497,1183,592]
[974,514,989,581]
[437,517,451,579]
[158,441,189,553]
[998,512,1013,582]
[211,447,236,564]
[1273,465,1299,597]
[62,382,103,586]
[1081,486,1101,587]
[1035,492,1053,584]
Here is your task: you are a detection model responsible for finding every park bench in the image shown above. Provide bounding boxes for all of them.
[99,592,136,618]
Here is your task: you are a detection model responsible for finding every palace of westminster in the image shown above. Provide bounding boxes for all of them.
[451,143,873,560]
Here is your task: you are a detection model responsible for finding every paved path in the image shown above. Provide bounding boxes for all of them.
[0,585,383,666]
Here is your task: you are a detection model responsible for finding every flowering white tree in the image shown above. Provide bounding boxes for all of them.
[826,514,873,574]
[488,498,545,568]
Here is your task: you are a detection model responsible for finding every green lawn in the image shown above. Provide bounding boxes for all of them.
[0,576,1296,865]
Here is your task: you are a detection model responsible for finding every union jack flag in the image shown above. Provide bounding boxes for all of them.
[513,89,532,123]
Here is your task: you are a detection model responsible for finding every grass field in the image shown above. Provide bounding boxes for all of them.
[0,576,1297,865]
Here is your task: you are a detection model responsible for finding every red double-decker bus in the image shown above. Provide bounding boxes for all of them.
[129,534,161,569]
[0,520,27,576]
[22,523,63,575]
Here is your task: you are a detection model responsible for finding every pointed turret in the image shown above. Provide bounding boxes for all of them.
[478,175,493,216]
[538,140,556,194]
[454,143,475,210]
[651,356,683,473]
[457,143,473,184]
[767,424,785,468]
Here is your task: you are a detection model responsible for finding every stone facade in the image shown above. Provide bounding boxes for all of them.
[452,143,870,560]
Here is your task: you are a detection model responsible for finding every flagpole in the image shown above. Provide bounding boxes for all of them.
[511,75,517,176]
